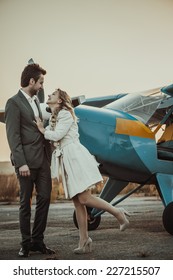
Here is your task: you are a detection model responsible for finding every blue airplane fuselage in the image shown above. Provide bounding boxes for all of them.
[75,105,173,184]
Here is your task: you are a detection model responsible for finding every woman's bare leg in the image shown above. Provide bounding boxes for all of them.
[78,189,129,226]
[72,195,89,247]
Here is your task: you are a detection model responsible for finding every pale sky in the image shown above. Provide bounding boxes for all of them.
[1,0,173,161]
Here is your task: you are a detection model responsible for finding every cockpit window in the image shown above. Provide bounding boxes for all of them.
[104,88,173,127]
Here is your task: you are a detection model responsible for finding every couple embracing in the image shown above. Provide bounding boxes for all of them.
[5,63,130,258]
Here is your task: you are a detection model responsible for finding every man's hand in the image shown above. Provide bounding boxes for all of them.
[19,165,30,176]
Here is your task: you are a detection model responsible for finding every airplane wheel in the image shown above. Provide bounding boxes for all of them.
[162,202,173,235]
[73,207,101,231]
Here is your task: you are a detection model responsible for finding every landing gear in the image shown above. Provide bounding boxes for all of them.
[73,207,101,231]
[162,202,173,235]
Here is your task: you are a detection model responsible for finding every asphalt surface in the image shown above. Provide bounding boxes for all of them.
[0,195,173,260]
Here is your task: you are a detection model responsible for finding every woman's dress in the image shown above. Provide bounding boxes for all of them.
[44,109,103,198]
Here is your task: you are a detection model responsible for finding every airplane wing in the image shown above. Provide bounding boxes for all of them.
[1,82,173,125]
[78,84,173,109]
[82,93,127,107]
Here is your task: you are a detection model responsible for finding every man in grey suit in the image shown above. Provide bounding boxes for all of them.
[5,63,55,257]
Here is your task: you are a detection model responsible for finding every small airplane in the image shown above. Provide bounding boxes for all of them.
[1,60,173,235]
[69,84,173,236]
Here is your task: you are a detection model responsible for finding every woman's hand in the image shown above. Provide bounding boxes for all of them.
[34,117,45,134]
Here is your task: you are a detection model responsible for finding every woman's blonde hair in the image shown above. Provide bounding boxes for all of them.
[55,88,77,121]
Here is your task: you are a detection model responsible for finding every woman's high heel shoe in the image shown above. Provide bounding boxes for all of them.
[74,237,92,254]
[118,208,130,232]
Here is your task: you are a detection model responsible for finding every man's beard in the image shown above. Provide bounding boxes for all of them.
[30,88,39,97]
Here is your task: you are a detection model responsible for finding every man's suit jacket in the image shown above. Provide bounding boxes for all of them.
[5,90,51,168]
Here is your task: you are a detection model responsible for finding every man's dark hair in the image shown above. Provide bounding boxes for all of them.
[21,63,47,87]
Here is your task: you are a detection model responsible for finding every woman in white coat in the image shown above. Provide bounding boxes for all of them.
[35,88,130,254]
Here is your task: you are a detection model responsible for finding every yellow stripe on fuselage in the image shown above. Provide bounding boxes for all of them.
[115,118,155,139]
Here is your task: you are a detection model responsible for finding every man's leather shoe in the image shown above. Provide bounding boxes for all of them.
[30,242,55,255]
[18,246,30,257]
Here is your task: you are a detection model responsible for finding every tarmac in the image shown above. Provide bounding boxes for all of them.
[0,195,173,260]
